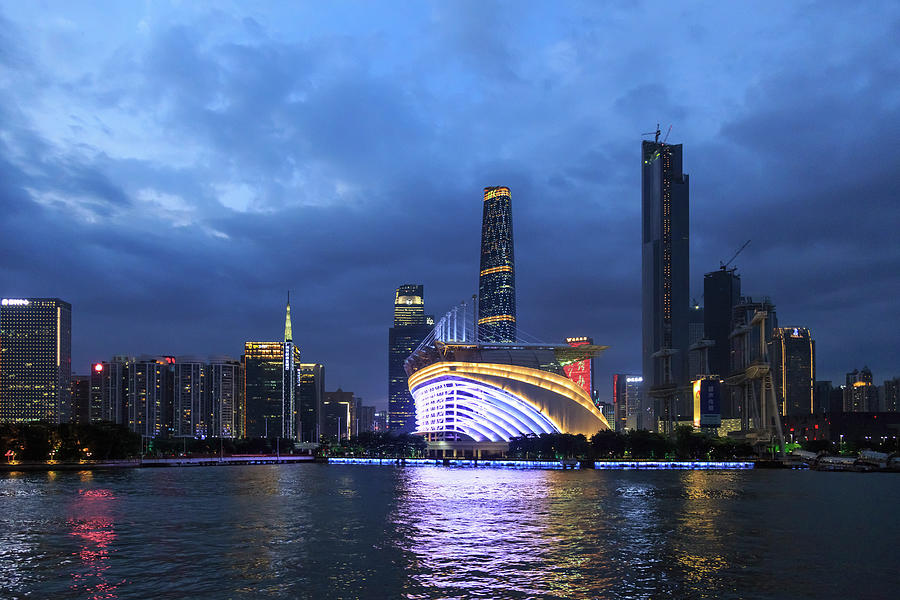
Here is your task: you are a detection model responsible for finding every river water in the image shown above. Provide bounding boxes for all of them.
[0,465,897,599]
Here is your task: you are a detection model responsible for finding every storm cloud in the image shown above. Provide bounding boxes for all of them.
[0,1,897,406]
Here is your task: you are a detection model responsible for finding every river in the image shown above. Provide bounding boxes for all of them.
[1,465,897,599]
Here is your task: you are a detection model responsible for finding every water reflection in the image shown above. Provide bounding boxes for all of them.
[68,487,121,599]
[391,468,602,599]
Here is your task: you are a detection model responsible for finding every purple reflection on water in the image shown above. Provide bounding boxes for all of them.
[68,485,123,599]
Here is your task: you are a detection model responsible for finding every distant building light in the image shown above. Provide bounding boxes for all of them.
[626,377,643,383]
[93,363,104,372]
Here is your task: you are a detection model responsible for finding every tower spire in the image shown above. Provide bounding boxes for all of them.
[284,291,293,343]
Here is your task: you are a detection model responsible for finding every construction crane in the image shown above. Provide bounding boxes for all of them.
[641,124,673,144]
[721,239,751,270]
[641,123,661,142]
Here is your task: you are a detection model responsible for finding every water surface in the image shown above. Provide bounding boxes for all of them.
[1,466,897,599]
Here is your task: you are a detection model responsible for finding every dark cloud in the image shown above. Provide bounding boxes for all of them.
[0,2,898,409]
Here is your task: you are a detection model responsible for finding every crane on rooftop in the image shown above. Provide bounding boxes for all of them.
[721,239,751,270]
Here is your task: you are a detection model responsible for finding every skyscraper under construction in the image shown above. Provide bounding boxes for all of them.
[478,186,517,343]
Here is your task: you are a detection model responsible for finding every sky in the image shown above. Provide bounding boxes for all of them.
[1,1,898,409]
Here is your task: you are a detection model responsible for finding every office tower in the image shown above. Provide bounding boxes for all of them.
[393,284,426,326]
[773,327,816,416]
[703,268,742,377]
[881,378,899,412]
[70,375,91,424]
[641,140,690,426]
[126,356,174,438]
[814,380,833,414]
[844,367,878,412]
[564,337,594,396]
[388,284,433,432]
[688,302,704,380]
[243,298,301,439]
[208,356,242,438]
[613,374,644,431]
[174,357,206,438]
[478,186,517,343]
[297,363,324,443]
[323,389,354,440]
[244,342,300,438]
[0,298,72,423]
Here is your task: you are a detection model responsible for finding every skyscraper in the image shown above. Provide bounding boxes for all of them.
[641,140,690,426]
[478,186,517,343]
[703,268,741,378]
[297,362,324,443]
[564,336,594,397]
[388,284,433,432]
[0,298,72,423]
[772,327,816,416]
[243,297,301,439]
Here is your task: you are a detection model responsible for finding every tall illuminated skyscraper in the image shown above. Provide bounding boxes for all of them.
[0,298,72,423]
[243,296,301,439]
[478,186,517,343]
[773,327,816,416]
[641,139,690,423]
[388,284,433,432]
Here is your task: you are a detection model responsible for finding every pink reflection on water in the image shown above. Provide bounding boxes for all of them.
[67,487,123,599]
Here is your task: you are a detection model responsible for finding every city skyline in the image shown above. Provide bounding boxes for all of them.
[0,3,898,409]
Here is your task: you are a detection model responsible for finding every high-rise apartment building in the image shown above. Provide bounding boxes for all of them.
[243,298,301,439]
[0,298,72,423]
[388,284,433,432]
[772,327,815,416]
[174,357,207,438]
[126,356,174,438]
[207,356,242,438]
[478,186,517,343]
[90,357,129,425]
[844,367,878,412]
[297,362,324,443]
[641,140,690,425]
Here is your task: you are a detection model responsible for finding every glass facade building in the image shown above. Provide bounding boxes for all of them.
[0,298,72,423]
[773,327,815,416]
[297,362,324,443]
[243,342,300,439]
[641,142,690,422]
[478,186,517,343]
[388,284,433,433]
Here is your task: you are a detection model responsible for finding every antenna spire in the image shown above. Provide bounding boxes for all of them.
[284,291,293,343]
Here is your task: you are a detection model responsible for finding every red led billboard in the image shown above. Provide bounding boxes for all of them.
[563,337,592,397]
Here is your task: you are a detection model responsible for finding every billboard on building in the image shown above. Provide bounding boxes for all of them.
[693,378,722,427]
[564,337,593,397]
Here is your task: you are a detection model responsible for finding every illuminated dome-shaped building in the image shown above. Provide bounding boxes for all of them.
[405,339,610,443]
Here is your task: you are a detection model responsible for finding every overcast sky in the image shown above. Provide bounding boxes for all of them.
[1,1,898,408]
